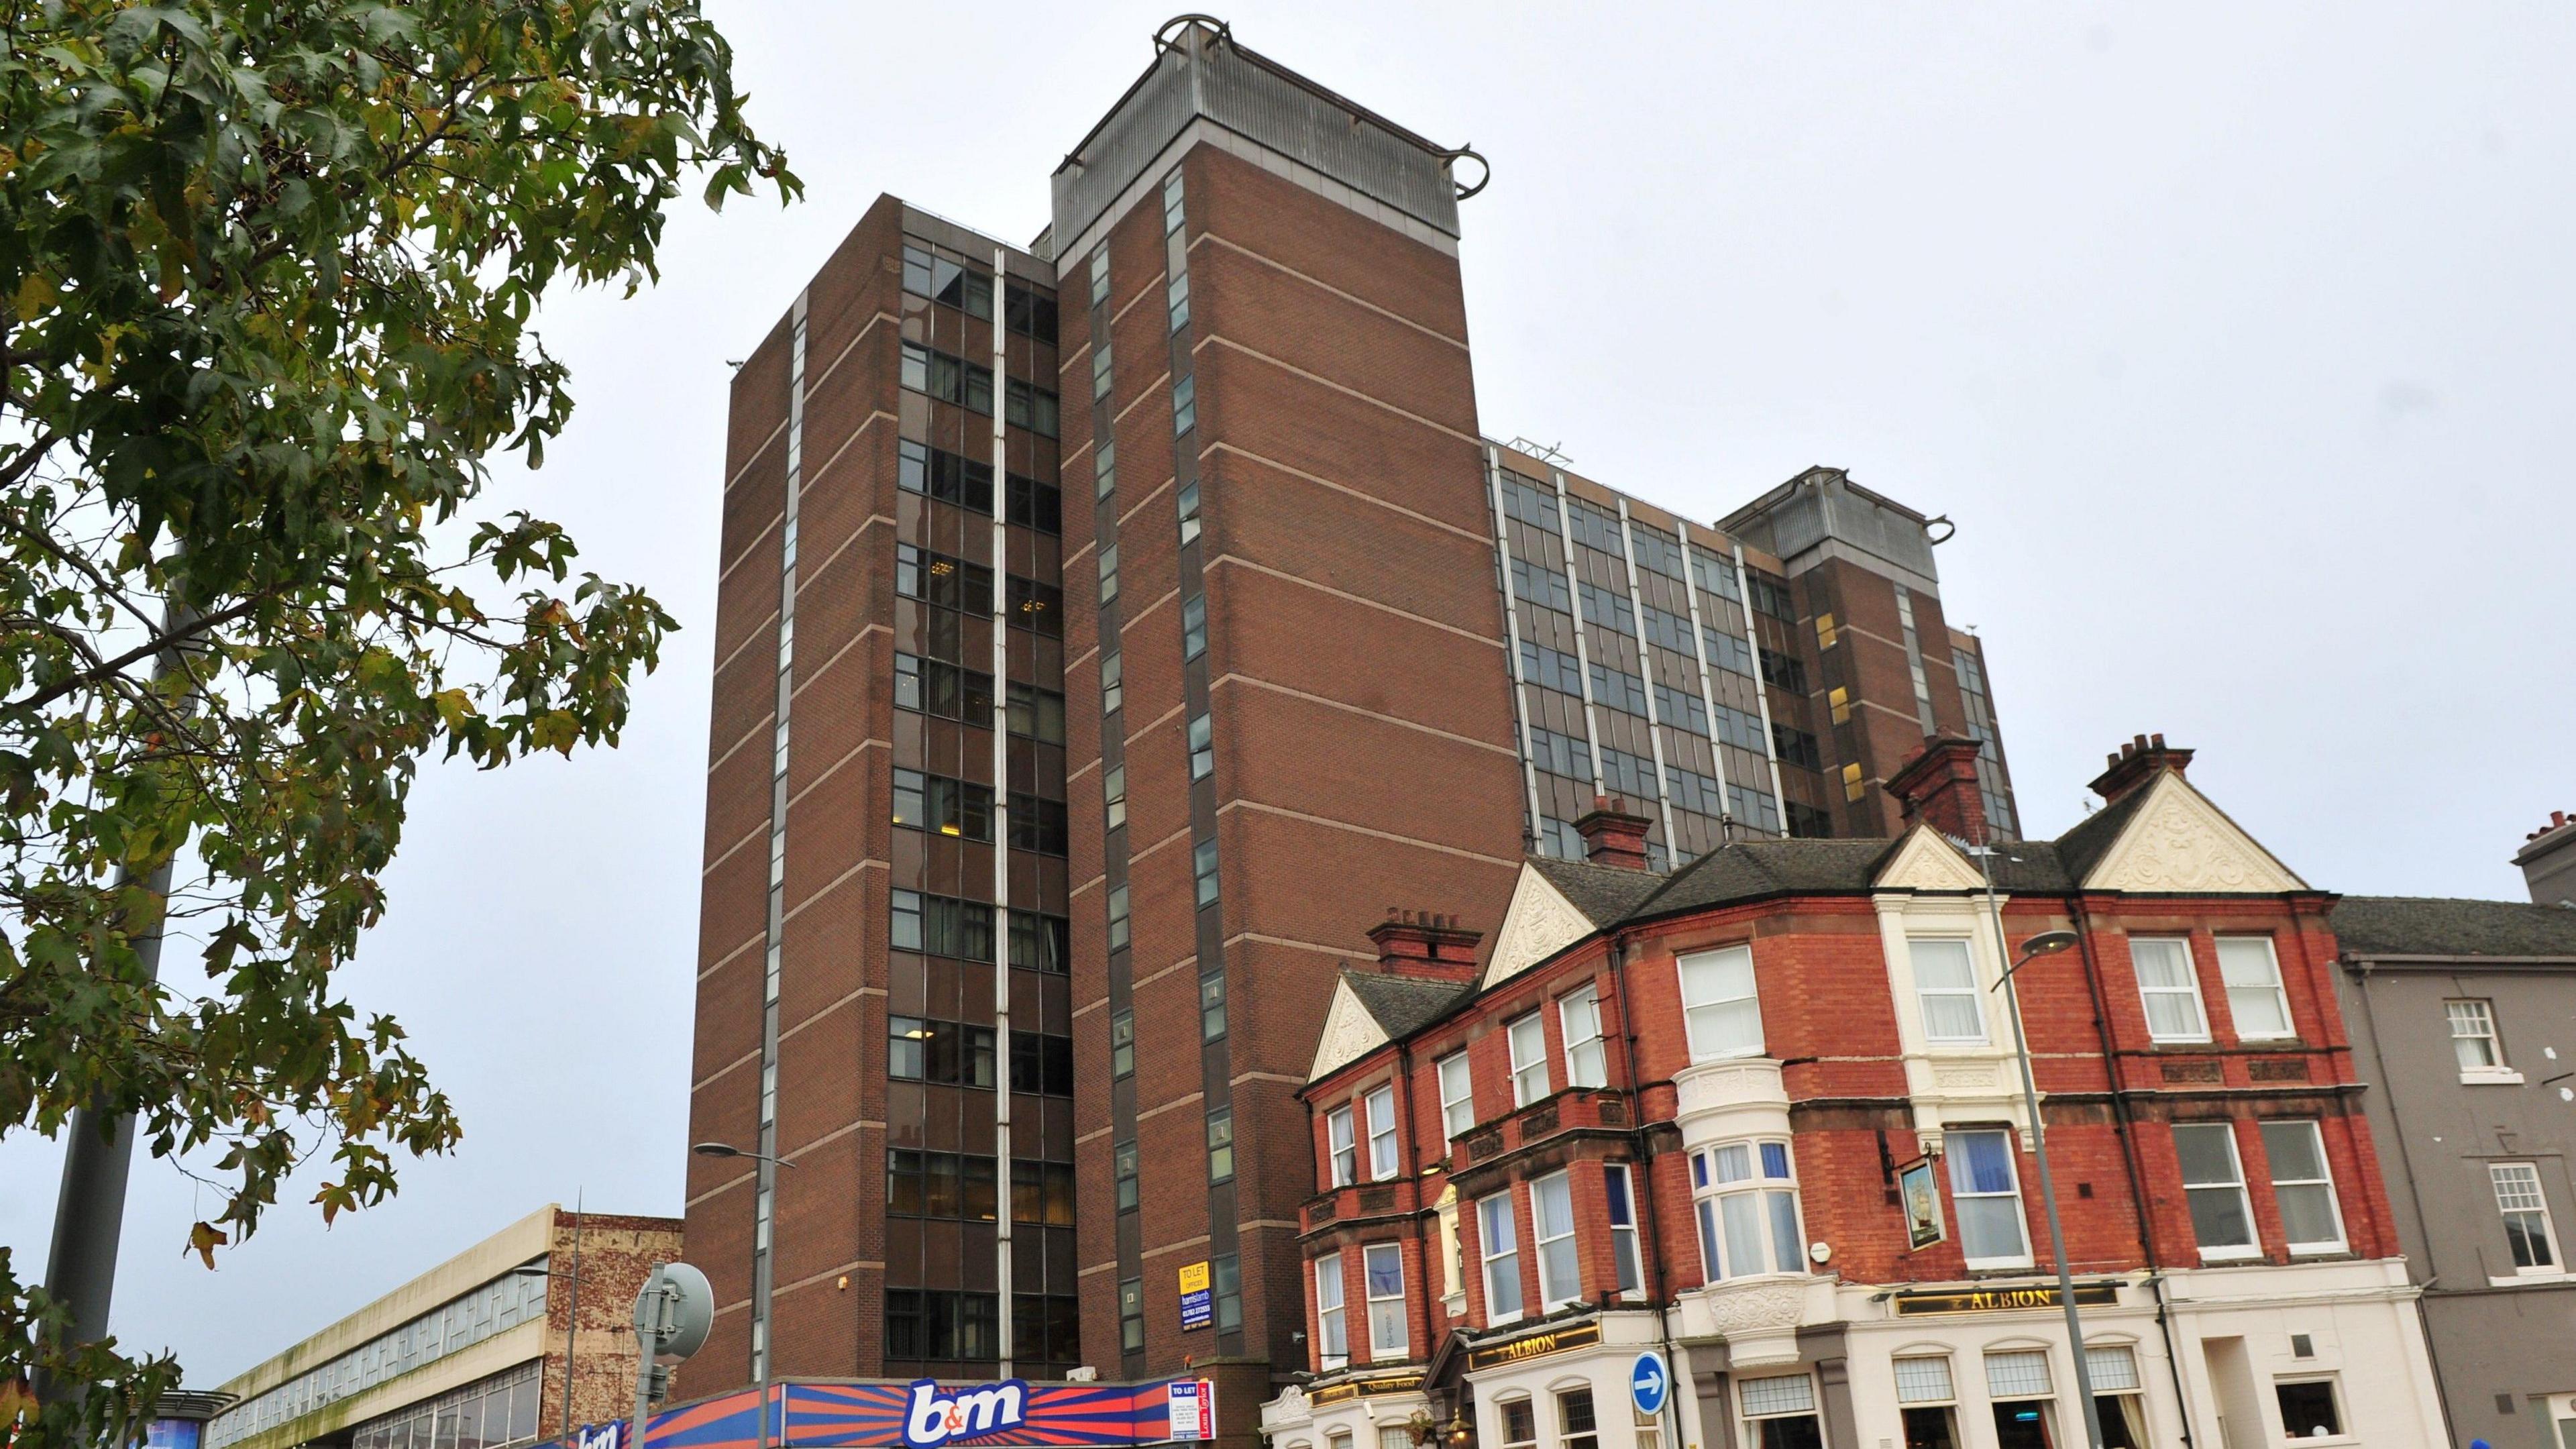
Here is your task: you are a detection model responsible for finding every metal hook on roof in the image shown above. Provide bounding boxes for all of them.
[1925,514,1957,545]
[1441,145,1491,200]
[1155,15,1234,53]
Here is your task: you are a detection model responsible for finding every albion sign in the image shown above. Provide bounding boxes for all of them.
[1890,1283,2121,1317]
[902,1380,1030,1448]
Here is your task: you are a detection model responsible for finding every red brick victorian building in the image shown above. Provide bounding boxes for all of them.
[1261,737,2445,1449]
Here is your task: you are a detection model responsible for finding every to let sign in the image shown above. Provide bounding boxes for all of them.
[1177,1260,1212,1332]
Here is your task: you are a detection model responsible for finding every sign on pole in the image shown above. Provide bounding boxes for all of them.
[1629,1352,1669,1417]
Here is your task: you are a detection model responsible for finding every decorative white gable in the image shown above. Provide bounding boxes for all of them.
[1307,977,1390,1082]
[2084,771,2306,894]
[1481,862,1595,987]
[1873,824,1986,892]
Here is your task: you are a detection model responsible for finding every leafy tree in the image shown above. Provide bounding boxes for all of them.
[0,1,794,1439]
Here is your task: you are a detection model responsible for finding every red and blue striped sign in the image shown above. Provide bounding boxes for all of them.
[551,1377,1211,1449]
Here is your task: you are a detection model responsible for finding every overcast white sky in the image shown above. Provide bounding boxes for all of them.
[5,1,2571,1389]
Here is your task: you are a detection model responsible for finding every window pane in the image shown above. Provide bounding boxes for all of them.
[2275,1382,2341,1438]
[2216,938,2290,1036]
[1894,1358,1955,1405]
[1768,1191,1803,1273]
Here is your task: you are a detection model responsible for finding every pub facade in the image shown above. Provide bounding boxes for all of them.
[1260,737,2445,1449]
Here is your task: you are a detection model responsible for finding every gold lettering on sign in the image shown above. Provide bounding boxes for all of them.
[1890,1284,2119,1316]
[1466,1322,1603,1371]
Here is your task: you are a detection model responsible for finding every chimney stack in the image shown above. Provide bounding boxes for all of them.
[1366,909,1484,981]
[2514,810,2576,909]
[1574,796,1655,871]
[2088,731,2195,804]
[1886,737,1992,845]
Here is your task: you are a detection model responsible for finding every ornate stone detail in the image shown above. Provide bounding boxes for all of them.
[1875,826,1986,892]
[1699,1279,1807,1336]
[1358,1185,1397,1213]
[1307,979,1390,1081]
[1675,1060,1790,1118]
[1518,1102,1559,1138]
[2086,773,2304,894]
[2158,1057,2224,1085]
[1484,864,1593,986]
[2248,1057,2311,1083]
[1933,1061,1998,1090]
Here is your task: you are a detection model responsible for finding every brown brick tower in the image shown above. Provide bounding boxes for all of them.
[1044,21,1526,1388]
[686,200,1076,1389]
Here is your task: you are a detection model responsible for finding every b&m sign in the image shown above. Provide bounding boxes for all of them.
[544,1376,1218,1449]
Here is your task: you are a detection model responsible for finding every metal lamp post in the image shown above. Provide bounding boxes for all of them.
[1972,867,2104,1449]
[692,1143,795,1449]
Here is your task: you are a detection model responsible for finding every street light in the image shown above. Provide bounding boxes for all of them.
[1980,906,2103,1449]
[691,1142,793,1449]
[692,1141,799,1167]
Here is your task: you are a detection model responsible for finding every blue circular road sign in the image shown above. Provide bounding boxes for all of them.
[1630,1352,1670,1416]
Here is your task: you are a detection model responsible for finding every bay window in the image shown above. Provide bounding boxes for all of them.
[1693,1139,1804,1281]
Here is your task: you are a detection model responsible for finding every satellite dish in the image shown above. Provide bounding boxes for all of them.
[637,1263,716,1362]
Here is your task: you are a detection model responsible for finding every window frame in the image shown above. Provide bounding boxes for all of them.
[1944,1128,2033,1269]
[1559,983,1608,1089]
[1909,936,1990,1045]
[1365,1084,1400,1182]
[2273,1377,2345,1441]
[2492,1162,2563,1273]
[1692,1138,1805,1283]
[1507,1012,1552,1106]
[2173,1120,2261,1261]
[1312,1253,1346,1370]
[2448,998,2517,1081]
[1678,945,1766,1062]
[1327,1106,1358,1187]
[1477,1193,1523,1326]
[1604,1163,1644,1297]
[1529,1170,1581,1309]
[2215,936,2294,1040]
[2130,936,2212,1044]
[1362,1242,1407,1360]
[1436,1053,1474,1142]
[2260,1119,2347,1255]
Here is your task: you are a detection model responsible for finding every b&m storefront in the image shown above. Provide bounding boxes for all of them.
[548,1375,1221,1449]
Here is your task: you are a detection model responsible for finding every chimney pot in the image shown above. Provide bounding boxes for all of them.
[1574,796,1657,871]
[2089,731,2195,804]
[1885,736,1992,845]
[1364,909,1485,981]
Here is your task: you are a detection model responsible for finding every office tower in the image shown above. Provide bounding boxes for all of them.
[683,16,2021,1407]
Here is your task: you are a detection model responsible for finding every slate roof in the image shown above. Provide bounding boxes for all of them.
[1601,830,2090,924]
[1529,855,1668,925]
[1342,969,1474,1037]
[2330,896,2576,960]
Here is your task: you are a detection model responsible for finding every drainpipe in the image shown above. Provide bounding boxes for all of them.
[2068,895,2195,1449]
[1606,932,1695,1449]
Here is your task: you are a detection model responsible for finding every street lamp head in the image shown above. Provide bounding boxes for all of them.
[692,1142,745,1159]
[2019,930,2080,959]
